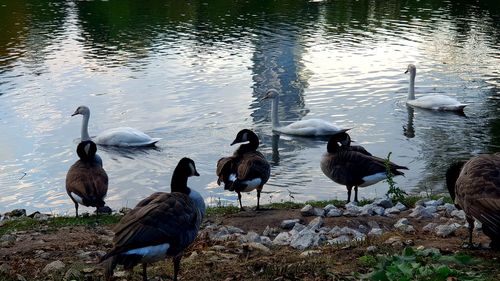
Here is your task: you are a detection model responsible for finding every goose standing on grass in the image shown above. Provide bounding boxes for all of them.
[446,154,500,250]
[216,129,270,210]
[261,89,350,137]
[405,64,467,111]
[100,157,205,281]
[321,132,408,203]
[72,105,161,147]
[66,140,109,217]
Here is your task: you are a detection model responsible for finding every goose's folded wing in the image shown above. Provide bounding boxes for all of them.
[468,198,500,238]
[106,193,199,258]
[216,157,235,185]
[236,152,270,181]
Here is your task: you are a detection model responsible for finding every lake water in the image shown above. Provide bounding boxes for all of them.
[1,0,499,214]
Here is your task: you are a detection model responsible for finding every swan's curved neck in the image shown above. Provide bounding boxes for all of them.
[270,95,281,128]
[408,72,416,101]
[81,112,91,141]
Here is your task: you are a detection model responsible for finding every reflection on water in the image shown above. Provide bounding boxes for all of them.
[1,0,500,214]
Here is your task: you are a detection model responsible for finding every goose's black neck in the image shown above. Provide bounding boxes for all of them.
[326,138,340,153]
[236,136,259,155]
[445,161,466,203]
[171,164,190,194]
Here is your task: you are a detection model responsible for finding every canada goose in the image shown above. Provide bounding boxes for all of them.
[72,105,161,147]
[335,132,372,156]
[261,89,349,137]
[216,129,271,210]
[446,154,500,250]
[405,64,467,111]
[100,157,205,281]
[321,132,408,203]
[66,140,108,217]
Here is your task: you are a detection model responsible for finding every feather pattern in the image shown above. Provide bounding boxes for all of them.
[66,140,108,216]
[101,157,204,281]
[321,132,407,202]
[449,153,500,248]
[216,129,270,210]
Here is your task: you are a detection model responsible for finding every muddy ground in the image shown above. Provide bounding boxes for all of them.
[1,207,499,281]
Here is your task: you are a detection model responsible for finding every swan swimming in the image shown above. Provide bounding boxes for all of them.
[405,64,467,111]
[72,105,161,147]
[261,89,349,137]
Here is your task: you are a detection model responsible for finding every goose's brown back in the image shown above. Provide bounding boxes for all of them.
[65,160,108,207]
[455,153,500,240]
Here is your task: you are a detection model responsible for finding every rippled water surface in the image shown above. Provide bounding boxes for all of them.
[1,0,500,214]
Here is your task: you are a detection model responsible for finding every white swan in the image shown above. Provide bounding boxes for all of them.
[72,105,161,147]
[405,64,467,111]
[261,89,349,137]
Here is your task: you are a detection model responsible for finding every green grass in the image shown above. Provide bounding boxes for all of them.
[0,214,121,236]
[205,205,240,216]
[359,247,484,281]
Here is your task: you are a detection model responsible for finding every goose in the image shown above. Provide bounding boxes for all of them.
[216,129,271,210]
[72,105,161,147]
[405,64,467,111]
[335,131,372,156]
[321,132,408,203]
[100,157,205,281]
[261,89,350,137]
[66,140,109,217]
[446,154,500,250]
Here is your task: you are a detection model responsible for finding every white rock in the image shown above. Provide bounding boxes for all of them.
[301,205,315,216]
[360,204,376,216]
[42,260,65,274]
[328,235,351,245]
[289,223,306,236]
[262,226,279,237]
[323,204,338,212]
[451,210,466,220]
[242,242,270,253]
[307,217,324,231]
[394,218,410,228]
[373,206,385,216]
[368,228,383,237]
[385,207,401,214]
[366,245,378,252]
[280,219,301,229]
[344,203,361,216]
[435,223,462,237]
[226,225,245,234]
[242,231,261,243]
[474,220,482,230]
[260,236,272,246]
[409,205,435,219]
[438,203,457,216]
[290,229,324,250]
[424,197,444,207]
[424,206,438,214]
[374,198,393,208]
[272,232,292,246]
[394,202,408,211]
[326,208,343,217]
[384,236,403,246]
[300,250,322,257]
[328,226,342,237]
[422,223,438,232]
